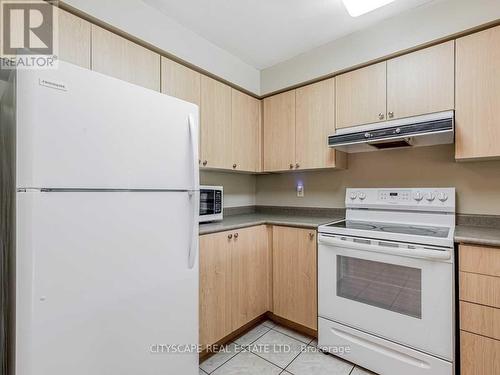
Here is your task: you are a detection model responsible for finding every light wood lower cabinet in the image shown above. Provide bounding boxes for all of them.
[459,244,500,375]
[231,226,270,329]
[461,331,500,375]
[199,225,270,347]
[272,226,317,330]
[200,224,318,347]
[199,230,232,348]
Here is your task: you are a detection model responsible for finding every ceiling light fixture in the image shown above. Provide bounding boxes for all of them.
[342,0,397,17]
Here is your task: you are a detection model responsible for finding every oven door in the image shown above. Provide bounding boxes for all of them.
[318,234,454,361]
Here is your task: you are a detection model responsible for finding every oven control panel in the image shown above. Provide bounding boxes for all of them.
[346,188,455,212]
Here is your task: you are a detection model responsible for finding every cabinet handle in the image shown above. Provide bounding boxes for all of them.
[233,163,237,169]
[234,233,239,239]
[309,232,315,240]
[388,111,394,119]
[289,164,294,169]
[228,234,233,239]
[295,163,300,169]
[378,113,384,120]
[203,160,208,166]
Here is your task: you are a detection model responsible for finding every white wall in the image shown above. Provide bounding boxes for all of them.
[261,0,500,94]
[201,171,256,208]
[256,145,500,215]
[62,0,261,94]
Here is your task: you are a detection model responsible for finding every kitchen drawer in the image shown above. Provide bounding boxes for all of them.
[461,331,500,375]
[460,301,500,340]
[459,245,500,277]
[460,272,500,309]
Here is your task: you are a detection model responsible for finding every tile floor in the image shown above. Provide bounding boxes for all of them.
[199,320,377,375]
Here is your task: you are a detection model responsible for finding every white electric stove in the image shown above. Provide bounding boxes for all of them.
[318,188,455,375]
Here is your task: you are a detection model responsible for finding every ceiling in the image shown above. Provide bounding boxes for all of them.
[143,0,438,69]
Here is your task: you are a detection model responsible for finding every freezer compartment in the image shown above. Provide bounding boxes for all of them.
[318,317,453,375]
[16,61,199,190]
[16,191,198,374]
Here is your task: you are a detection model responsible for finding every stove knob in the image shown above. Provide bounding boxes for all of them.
[413,192,423,202]
[438,192,448,202]
[358,192,366,201]
[426,192,436,202]
[350,192,358,200]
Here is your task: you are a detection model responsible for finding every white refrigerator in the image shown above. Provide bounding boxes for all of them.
[0,61,200,374]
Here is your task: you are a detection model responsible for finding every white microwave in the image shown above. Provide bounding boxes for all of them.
[199,186,223,223]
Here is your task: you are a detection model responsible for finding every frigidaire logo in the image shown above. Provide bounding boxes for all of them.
[0,0,59,69]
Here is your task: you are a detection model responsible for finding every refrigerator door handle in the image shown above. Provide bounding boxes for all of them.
[188,191,199,269]
[188,114,199,269]
[188,114,200,191]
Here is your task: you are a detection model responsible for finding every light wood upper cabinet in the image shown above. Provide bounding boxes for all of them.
[456,26,500,161]
[57,9,91,69]
[273,226,317,330]
[296,78,344,170]
[200,76,232,169]
[231,90,261,172]
[199,231,232,348]
[387,41,454,120]
[91,25,160,91]
[263,91,296,171]
[231,226,270,330]
[336,62,387,129]
[160,57,200,106]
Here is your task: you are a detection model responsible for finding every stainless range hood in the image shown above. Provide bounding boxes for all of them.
[328,111,454,153]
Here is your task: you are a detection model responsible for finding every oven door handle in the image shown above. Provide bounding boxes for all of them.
[318,235,451,260]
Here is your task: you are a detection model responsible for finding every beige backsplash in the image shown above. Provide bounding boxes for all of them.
[255,144,500,215]
[200,170,257,208]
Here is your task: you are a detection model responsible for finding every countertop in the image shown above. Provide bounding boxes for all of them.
[454,225,500,247]
[200,212,500,247]
[199,213,343,235]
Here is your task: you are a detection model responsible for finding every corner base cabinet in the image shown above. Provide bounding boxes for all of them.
[272,226,317,330]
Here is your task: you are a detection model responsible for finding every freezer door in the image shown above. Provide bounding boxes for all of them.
[16,61,199,190]
[16,191,198,375]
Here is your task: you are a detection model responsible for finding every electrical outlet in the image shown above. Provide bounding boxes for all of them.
[297,184,304,197]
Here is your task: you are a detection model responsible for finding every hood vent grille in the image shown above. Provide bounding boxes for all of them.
[328,111,454,153]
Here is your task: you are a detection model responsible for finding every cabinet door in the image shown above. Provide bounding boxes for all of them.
[456,26,500,160]
[58,9,91,68]
[231,226,270,330]
[296,79,345,170]
[91,25,160,91]
[160,57,200,106]
[273,226,317,330]
[336,62,386,129]
[263,91,296,171]
[200,76,232,169]
[231,90,261,172]
[199,231,232,348]
[387,41,454,120]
